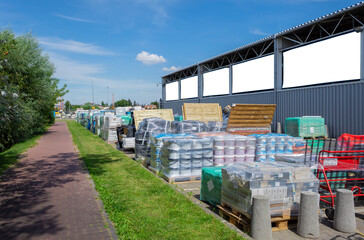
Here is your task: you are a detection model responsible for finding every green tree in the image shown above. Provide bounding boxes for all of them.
[0,29,67,151]
[82,102,93,110]
[71,104,81,110]
[101,101,105,107]
[65,100,71,113]
[133,100,136,106]
[127,99,132,106]
[114,99,128,107]
[151,100,159,109]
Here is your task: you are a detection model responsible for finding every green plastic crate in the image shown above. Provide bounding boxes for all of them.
[285,117,326,138]
[174,115,183,121]
[200,166,224,206]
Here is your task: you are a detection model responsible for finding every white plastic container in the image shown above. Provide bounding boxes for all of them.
[246,146,256,155]
[266,154,275,162]
[275,144,285,153]
[180,160,191,168]
[167,160,180,168]
[245,155,255,163]
[168,151,180,160]
[203,150,213,158]
[235,136,247,147]
[180,168,191,176]
[224,137,235,147]
[255,145,267,154]
[213,156,224,166]
[191,168,201,176]
[202,158,213,167]
[224,156,235,165]
[235,147,246,155]
[192,159,202,168]
[213,136,224,147]
[235,155,245,164]
[201,138,213,149]
[255,137,267,145]
[192,150,203,159]
[266,145,276,154]
[213,147,224,156]
[180,151,192,159]
[224,147,235,156]
[255,153,266,162]
[266,136,276,145]
[276,136,286,145]
[246,137,256,147]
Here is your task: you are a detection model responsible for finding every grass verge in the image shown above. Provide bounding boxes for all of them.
[0,134,43,176]
[67,120,244,240]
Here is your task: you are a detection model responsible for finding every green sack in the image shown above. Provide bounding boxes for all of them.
[200,166,224,206]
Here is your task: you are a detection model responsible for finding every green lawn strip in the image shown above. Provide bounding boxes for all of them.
[0,134,43,176]
[67,121,244,240]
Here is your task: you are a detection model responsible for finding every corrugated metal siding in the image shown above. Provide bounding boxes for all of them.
[163,98,199,115]
[276,82,364,137]
[164,82,364,137]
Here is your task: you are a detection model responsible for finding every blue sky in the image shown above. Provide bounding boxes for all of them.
[0,0,361,105]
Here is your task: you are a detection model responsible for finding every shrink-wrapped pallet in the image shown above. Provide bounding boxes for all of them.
[160,137,213,178]
[221,162,319,217]
[135,118,171,159]
[171,120,208,134]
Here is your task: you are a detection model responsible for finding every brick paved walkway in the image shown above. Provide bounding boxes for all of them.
[0,121,116,240]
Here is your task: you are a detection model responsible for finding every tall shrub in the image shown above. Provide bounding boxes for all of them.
[0,29,67,151]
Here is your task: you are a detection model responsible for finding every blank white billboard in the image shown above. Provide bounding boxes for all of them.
[165,82,179,101]
[283,32,360,88]
[232,55,274,93]
[203,68,229,96]
[181,76,198,99]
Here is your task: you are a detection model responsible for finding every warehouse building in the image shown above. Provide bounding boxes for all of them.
[161,2,364,137]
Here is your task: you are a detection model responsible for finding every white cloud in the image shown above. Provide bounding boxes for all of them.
[47,52,161,104]
[162,66,181,72]
[136,51,166,65]
[39,37,115,55]
[55,13,96,23]
[250,29,271,36]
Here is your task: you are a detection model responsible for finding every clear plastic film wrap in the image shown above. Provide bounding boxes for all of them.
[148,133,190,170]
[160,137,214,178]
[221,162,319,217]
[211,135,256,166]
[207,121,227,132]
[104,116,122,129]
[135,118,171,159]
[171,121,208,134]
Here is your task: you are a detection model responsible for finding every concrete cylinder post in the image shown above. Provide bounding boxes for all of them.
[297,192,320,238]
[276,122,282,134]
[333,189,356,233]
[250,195,272,240]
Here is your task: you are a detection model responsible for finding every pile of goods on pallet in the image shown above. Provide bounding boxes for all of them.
[160,137,214,179]
[101,115,122,143]
[221,162,319,216]
[135,118,171,159]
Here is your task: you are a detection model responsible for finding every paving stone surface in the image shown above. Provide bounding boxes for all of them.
[0,121,116,240]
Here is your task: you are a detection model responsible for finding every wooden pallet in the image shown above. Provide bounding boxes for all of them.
[226,104,276,135]
[162,174,201,184]
[218,203,297,232]
[133,109,174,130]
[148,166,161,175]
[182,103,222,123]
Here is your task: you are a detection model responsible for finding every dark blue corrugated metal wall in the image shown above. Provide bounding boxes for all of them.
[164,81,364,137]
